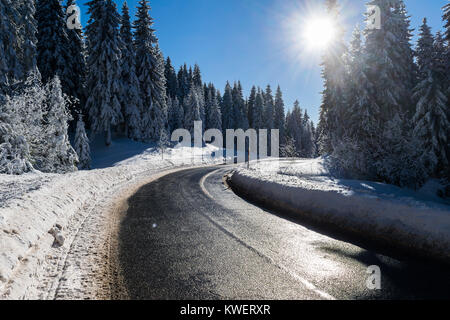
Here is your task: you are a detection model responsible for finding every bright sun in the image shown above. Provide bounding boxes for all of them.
[302,16,336,50]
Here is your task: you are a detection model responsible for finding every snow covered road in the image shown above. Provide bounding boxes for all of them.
[116,167,450,299]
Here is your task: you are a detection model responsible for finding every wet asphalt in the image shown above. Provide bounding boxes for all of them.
[118,166,450,300]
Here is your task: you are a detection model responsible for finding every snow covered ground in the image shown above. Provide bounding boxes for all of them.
[0,139,226,300]
[230,158,450,264]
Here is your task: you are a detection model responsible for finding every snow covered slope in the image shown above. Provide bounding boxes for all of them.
[229,158,450,264]
[0,140,224,299]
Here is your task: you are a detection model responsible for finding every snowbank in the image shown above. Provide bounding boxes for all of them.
[0,141,224,299]
[229,158,450,264]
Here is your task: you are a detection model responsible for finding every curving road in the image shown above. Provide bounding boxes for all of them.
[118,166,450,300]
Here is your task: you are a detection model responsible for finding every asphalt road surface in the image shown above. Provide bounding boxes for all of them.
[118,166,450,300]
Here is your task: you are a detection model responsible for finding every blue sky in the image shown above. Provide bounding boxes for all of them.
[75,0,447,124]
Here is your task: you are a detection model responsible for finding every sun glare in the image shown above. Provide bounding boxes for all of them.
[302,16,336,50]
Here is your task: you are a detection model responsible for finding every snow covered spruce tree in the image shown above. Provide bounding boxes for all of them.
[274,86,286,144]
[444,1,450,43]
[158,128,170,159]
[247,86,257,128]
[85,0,124,146]
[0,104,33,174]
[392,1,417,117]
[167,96,184,133]
[280,137,298,158]
[64,0,87,120]
[443,2,450,179]
[164,56,178,100]
[317,0,347,155]
[177,64,190,103]
[221,82,234,134]
[134,0,167,142]
[354,0,426,187]
[301,110,316,158]
[120,1,142,140]
[285,101,303,156]
[17,0,39,79]
[252,88,265,130]
[74,114,91,170]
[0,0,20,98]
[332,26,379,178]
[184,84,202,135]
[376,113,427,188]
[5,75,46,167]
[232,81,248,130]
[206,84,222,131]
[192,64,206,124]
[263,85,274,131]
[37,77,78,173]
[36,0,74,99]
[412,19,449,176]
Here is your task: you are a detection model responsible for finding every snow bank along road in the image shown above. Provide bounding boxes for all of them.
[117,167,449,300]
[0,144,221,300]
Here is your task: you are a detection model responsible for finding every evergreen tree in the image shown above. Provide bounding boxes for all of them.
[274,86,286,143]
[158,128,170,159]
[280,137,298,158]
[285,101,303,155]
[64,0,87,120]
[5,75,46,167]
[164,56,178,99]
[376,113,427,188]
[0,103,33,174]
[263,85,274,130]
[134,0,167,141]
[193,64,203,88]
[444,2,450,44]
[443,3,450,177]
[252,88,265,130]
[74,114,91,170]
[413,19,449,175]
[120,1,142,140]
[247,86,257,128]
[184,84,201,135]
[317,0,347,154]
[330,0,422,184]
[206,85,222,131]
[85,0,124,146]
[221,82,234,133]
[0,0,21,97]
[17,0,39,78]
[36,0,72,92]
[177,64,190,102]
[37,76,78,173]
[167,96,183,133]
[232,81,248,129]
